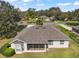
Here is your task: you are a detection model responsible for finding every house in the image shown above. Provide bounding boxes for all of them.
[64,18,68,21]
[10,23,69,54]
[39,16,50,21]
[72,26,79,34]
[50,16,56,21]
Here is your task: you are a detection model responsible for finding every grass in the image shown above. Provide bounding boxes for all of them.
[56,20,79,27]
[66,20,78,23]
[65,22,79,27]
[0,54,5,58]
[56,25,79,44]
[0,41,78,58]
[0,40,79,58]
[11,40,79,58]
[0,39,10,48]
[55,25,71,36]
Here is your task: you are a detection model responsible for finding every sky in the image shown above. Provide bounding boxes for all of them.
[2,0,79,12]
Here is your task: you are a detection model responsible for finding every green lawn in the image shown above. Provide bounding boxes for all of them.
[66,20,78,23]
[0,39,79,58]
[0,39,10,48]
[0,54,5,58]
[56,25,79,44]
[11,40,79,58]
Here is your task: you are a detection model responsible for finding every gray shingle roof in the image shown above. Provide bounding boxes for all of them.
[12,23,69,44]
[73,26,79,30]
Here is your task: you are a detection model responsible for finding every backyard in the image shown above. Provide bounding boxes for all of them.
[11,39,79,58]
[1,0,79,58]
[0,22,79,58]
[12,23,79,58]
[11,24,79,58]
[0,39,79,58]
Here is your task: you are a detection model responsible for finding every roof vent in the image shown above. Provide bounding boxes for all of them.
[42,27,46,29]
[36,27,39,29]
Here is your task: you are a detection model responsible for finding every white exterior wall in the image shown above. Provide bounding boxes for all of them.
[11,43,23,54]
[10,39,27,54]
[11,42,28,54]
[48,41,69,48]
[11,42,47,54]
[11,40,69,54]
[11,43,15,49]
[23,43,27,52]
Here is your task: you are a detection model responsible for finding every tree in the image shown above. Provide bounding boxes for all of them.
[36,20,43,27]
[73,9,79,21]
[37,7,61,17]
[0,1,21,39]
[46,7,61,17]
[22,8,38,22]
[26,8,37,18]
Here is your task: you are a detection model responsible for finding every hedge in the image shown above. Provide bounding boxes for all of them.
[66,22,79,26]
[0,43,15,57]
[2,48,15,57]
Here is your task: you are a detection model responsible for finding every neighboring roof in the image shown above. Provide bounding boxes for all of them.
[39,16,49,19]
[11,23,69,44]
[73,26,79,30]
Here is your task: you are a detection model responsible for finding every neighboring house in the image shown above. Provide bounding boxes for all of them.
[64,18,68,21]
[10,23,69,54]
[39,16,50,21]
[72,26,79,34]
[50,16,56,21]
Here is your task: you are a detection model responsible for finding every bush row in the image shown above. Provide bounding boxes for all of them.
[66,22,79,26]
[0,43,15,57]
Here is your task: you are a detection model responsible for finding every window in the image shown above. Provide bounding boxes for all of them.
[15,44,21,51]
[15,44,20,48]
[16,49,21,51]
[60,40,64,44]
[48,40,53,45]
[27,44,45,50]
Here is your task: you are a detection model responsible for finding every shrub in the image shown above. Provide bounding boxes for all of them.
[0,43,15,57]
[0,43,11,53]
[2,48,15,57]
[36,20,43,26]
